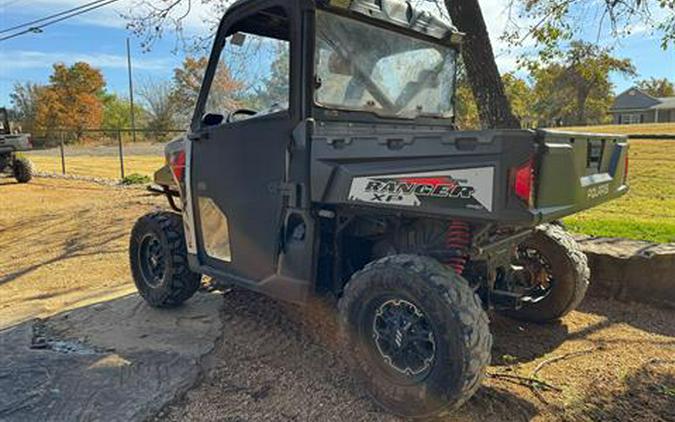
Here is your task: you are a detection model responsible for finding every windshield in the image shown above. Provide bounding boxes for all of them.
[314,11,457,119]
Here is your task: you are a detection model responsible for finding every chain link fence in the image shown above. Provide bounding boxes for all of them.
[25,128,184,181]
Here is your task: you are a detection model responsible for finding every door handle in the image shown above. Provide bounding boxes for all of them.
[188,131,209,141]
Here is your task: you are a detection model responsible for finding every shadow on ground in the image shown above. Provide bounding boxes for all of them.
[157,288,540,422]
[1,286,673,422]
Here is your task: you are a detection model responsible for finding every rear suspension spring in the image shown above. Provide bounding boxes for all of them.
[444,220,471,274]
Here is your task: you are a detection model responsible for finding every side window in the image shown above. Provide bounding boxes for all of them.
[204,8,290,121]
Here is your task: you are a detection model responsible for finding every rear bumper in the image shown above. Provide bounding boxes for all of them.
[533,184,629,224]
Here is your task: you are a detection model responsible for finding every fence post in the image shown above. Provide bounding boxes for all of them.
[117,129,125,180]
[59,133,66,175]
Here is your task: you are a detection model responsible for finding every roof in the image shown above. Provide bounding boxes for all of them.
[653,96,675,110]
[610,87,675,112]
[223,0,457,40]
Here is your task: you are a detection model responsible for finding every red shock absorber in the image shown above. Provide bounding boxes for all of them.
[445,220,471,274]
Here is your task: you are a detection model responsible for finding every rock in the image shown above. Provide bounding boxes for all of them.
[576,236,675,308]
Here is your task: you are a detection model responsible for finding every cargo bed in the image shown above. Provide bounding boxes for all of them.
[310,123,629,226]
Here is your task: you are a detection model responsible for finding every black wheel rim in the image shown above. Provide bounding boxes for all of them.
[370,298,436,382]
[138,233,166,288]
[513,246,554,302]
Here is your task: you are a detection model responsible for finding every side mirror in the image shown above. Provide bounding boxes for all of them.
[201,113,224,127]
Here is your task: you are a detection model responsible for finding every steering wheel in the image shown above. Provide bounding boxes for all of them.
[226,108,258,123]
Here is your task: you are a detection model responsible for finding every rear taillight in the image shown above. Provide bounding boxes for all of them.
[27,135,33,148]
[512,158,534,207]
[170,150,186,182]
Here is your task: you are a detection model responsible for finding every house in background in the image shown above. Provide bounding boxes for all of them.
[609,87,675,124]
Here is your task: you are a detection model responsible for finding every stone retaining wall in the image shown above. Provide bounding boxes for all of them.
[577,237,675,309]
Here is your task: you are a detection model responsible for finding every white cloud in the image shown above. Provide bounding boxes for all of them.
[0,50,171,70]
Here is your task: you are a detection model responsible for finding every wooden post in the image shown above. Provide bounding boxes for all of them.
[59,133,66,175]
[118,129,125,180]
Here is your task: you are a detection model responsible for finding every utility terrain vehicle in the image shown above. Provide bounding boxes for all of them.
[130,0,628,417]
[0,107,33,183]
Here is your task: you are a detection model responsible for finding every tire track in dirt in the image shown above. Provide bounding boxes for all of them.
[159,288,675,422]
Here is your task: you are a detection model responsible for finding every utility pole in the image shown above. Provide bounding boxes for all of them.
[126,37,137,142]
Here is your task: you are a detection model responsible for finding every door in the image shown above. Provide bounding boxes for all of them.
[189,4,295,284]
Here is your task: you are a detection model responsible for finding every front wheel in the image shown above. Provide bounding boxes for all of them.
[506,224,590,322]
[129,211,201,307]
[338,255,492,418]
[13,156,33,183]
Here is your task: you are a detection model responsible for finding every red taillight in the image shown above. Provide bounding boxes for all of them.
[513,158,534,207]
[170,150,186,182]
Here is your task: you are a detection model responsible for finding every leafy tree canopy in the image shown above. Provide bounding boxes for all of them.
[102,93,146,131]
[503,0,675,65]
[9,82,44,133]
[35,62,106,140]
[636,77,675,97]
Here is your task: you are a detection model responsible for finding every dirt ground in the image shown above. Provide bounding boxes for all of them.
[1,177,674,421]
[0,176,163,328]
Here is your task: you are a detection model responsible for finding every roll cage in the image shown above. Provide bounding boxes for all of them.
[191,0,464,131]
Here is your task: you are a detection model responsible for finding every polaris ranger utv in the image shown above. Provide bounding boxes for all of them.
[0,107,33,183]
[129,0,628,417]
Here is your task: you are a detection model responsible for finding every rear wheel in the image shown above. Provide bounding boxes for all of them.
[338,255,492,418]
[506,224,590,322]
[13,156,33,183]
[129,211,201,307]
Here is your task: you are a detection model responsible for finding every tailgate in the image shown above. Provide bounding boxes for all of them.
[534,129,629,221]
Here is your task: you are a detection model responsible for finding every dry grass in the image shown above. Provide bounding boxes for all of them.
[26,154,164,179]
[559,122,675,137]
[0,177,163,329]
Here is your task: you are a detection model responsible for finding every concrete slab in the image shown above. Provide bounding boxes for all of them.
[0,292,223,421]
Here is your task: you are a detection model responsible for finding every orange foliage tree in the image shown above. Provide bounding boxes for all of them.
[172,56,243,124]
[35,62,106,142]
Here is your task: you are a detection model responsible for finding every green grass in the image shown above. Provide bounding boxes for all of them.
[121,173,152,185]
[562,138,675,243]
[564,218,675,243]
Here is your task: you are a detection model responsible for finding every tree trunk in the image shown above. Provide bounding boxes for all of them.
[575,91,587,125]
[445,0,521,129]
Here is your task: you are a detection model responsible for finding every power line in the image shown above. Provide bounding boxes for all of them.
[1,0,108,34]
[0,0,121,42]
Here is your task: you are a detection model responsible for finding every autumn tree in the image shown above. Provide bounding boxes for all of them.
[245,46,289,109]
[9,82,43,134]
[454,82,479,130]
[557,42,633,125]
[173,56,244,124]
[35,62,106,141]
[455,67,533,129]
[636,77,675,97]
[528,42,634,126]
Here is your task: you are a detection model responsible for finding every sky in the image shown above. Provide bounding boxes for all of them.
[0,0,673,106]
